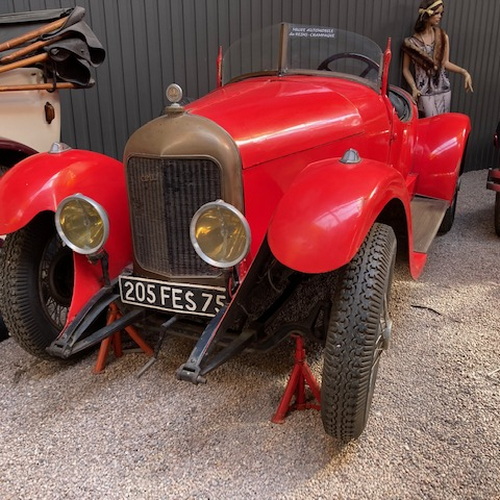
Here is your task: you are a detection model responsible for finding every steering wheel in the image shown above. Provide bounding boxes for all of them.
[317,52,379,78]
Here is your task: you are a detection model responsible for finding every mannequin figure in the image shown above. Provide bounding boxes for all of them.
[402,0,473,117]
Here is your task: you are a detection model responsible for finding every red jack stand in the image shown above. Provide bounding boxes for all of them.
[93,302,154,373]
[271,334,321,424]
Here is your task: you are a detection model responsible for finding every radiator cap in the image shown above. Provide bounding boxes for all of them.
[165,83,185,114]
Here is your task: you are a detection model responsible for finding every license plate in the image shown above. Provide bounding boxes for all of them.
[119,276,226,317]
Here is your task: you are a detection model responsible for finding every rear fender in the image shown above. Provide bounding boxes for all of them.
[0,138,38,167]
[267,157,411,274]
[0,149,132,326]
[413,113,471,200]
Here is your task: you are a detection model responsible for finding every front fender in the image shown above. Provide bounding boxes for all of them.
[0,148,132,325]
[0,149,127,233]
[267,158,410,273]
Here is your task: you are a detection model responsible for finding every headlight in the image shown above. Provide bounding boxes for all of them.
[190,200,251,268]
[55,194,109,255]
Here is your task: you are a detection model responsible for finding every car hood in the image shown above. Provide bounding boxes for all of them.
[187,76,367,168]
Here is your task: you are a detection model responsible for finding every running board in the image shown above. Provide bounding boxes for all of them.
[410,196,449,253]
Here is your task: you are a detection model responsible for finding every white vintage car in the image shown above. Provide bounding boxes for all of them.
[0,67,61,175]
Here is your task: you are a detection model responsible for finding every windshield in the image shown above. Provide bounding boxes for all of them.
[222,23,382,87]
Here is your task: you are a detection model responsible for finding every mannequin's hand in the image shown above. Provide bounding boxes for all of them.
[463,71,473,93]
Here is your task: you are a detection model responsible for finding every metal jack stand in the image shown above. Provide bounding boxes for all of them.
[271,334,321,423]
[136,315,178,378]
[93,302,154,373]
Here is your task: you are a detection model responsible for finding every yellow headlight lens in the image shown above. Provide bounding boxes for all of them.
[55,194,109,255]
[190,201,251,268]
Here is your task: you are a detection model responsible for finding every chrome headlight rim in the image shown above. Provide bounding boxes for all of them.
[55,193,110,255]
[190,200,251,269]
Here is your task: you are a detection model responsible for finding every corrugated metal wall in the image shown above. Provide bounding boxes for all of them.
[1,0,499,170]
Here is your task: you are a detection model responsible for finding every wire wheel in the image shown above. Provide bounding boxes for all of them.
[0,213,74,358]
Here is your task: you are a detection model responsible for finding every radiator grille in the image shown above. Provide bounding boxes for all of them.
[127,156,222,277]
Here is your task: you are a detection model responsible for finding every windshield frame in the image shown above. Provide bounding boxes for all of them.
[222,22,383,90]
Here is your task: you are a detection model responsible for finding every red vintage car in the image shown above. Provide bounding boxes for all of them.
[0,7,103,340]
[487,121,500,236]
[0,23,470,442]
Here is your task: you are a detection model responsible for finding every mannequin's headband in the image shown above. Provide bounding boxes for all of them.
[419,0,444,17]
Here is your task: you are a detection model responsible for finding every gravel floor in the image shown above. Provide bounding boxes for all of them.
[0,169,499,500]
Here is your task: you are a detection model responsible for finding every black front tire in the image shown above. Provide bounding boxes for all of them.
[0,213,74,358]
[321,223,396,443]
[0,163,10,339]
